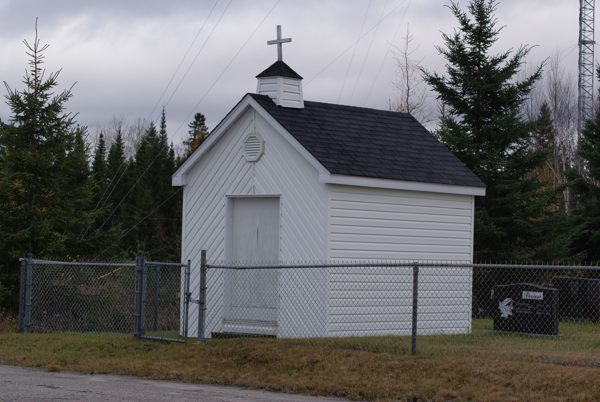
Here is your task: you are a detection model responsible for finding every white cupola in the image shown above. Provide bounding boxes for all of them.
[256,25,304,109]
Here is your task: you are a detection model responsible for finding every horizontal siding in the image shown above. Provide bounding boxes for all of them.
[327,185,474,335]
[329,185,475,261]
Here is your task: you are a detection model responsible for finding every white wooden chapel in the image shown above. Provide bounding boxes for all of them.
[172,26,486,339]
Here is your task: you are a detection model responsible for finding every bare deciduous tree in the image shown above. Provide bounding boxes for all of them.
[524,52,578,211]
[389,26,433,127]
[88,115,149,159]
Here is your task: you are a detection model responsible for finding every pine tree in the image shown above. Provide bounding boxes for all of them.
[0,28,119,309]
[183,112,208,157]
[422,0,577,261]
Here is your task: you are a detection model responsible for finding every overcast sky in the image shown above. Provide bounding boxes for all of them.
[0,0,584,147]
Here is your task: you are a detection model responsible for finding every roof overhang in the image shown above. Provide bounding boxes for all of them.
[172,94,328,186]
[173,93,486,197]
[319,173,486,196]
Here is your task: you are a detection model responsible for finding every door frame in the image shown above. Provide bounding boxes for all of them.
[224,194,282,263]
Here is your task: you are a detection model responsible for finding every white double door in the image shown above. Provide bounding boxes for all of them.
[224,197,280,335]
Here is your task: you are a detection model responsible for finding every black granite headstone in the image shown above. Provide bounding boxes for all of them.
[552,277,600,322]
[492,283,559,336]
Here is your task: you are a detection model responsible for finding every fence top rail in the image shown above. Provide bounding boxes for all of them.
[207,262,418,269]
[206,261,600,271]
[22,259,136,268]
[145,261,188,267]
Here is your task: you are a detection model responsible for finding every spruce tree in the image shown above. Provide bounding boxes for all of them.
[567,69,600,261]
[92,132,107,182]
[183,112,208,157]
[422,0,576,261]
[91,132,107,207]
[0,29,119,309]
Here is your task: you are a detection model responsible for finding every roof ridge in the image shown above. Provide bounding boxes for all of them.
[249,93,414,117]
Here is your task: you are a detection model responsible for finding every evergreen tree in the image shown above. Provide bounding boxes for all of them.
[0,29,119,310]
[183,112,208,156]
[91,132,107,207]
[529,103,572,213]
[567,68,600,261]
[422,0,577,261]
[92,132,107,182]
[106,129,127,200]
[103,130,129,213]
[531,103,556,153]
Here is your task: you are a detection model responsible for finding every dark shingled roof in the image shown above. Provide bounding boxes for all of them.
[249,93,485,188]
[256,61,303,80]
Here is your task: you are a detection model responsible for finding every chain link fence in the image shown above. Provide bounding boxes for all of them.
[16,250,600,365]
[18,252,191,343]
[199,257,600,366]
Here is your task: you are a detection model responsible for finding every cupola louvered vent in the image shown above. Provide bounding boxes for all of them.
[243,132,264,162]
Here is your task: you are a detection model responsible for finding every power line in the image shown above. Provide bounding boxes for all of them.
[158,0,233,118]
[87,2,235,239]
[304,0,408,90]
[96,188,182,259]
[349,0,388,104]
[170,0,281,141]
[83,2,222,239]
[337,0,372,104]
[364,0,411,106]
[146,0,222,123]
[92,0,281,243]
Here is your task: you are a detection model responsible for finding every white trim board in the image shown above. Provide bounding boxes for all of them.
[320,173,486,196]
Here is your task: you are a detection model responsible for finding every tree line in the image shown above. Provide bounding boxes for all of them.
[0,28,209,311]
[3,1,600,313]
[394,0,600,264]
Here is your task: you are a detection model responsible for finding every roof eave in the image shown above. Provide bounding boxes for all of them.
[319,173,487,196]
[172,94,329,186]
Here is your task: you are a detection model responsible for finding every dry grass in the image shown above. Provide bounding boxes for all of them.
[0,333,599,402]
[0,310,16,334]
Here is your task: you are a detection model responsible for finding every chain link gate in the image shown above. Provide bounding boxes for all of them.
[133,250,191,343]
[18,250,192,343]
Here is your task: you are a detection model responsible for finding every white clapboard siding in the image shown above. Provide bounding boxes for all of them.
[327,186,474,336]
[182,108,329,338]
[329,185,474,261]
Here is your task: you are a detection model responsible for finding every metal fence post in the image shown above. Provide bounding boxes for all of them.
[183,260,191,342]
[24,249,33,334]
[17,258,26,333]
[197,250,207,343]
[411,262,419,355]
[141,251,148,338]
[134,248,144,338]
[153,266,160,332]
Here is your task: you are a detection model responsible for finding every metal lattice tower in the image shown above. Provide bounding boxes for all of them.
[578,0,596,137]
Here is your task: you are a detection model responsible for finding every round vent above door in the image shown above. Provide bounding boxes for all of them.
[243,132,264,162]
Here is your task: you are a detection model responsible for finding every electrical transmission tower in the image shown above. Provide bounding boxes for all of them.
[578,0,596,137]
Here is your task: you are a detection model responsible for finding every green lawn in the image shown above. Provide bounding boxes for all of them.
[1,317,599,401]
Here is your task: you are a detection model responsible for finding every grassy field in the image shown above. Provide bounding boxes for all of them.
[1,315,599,402]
